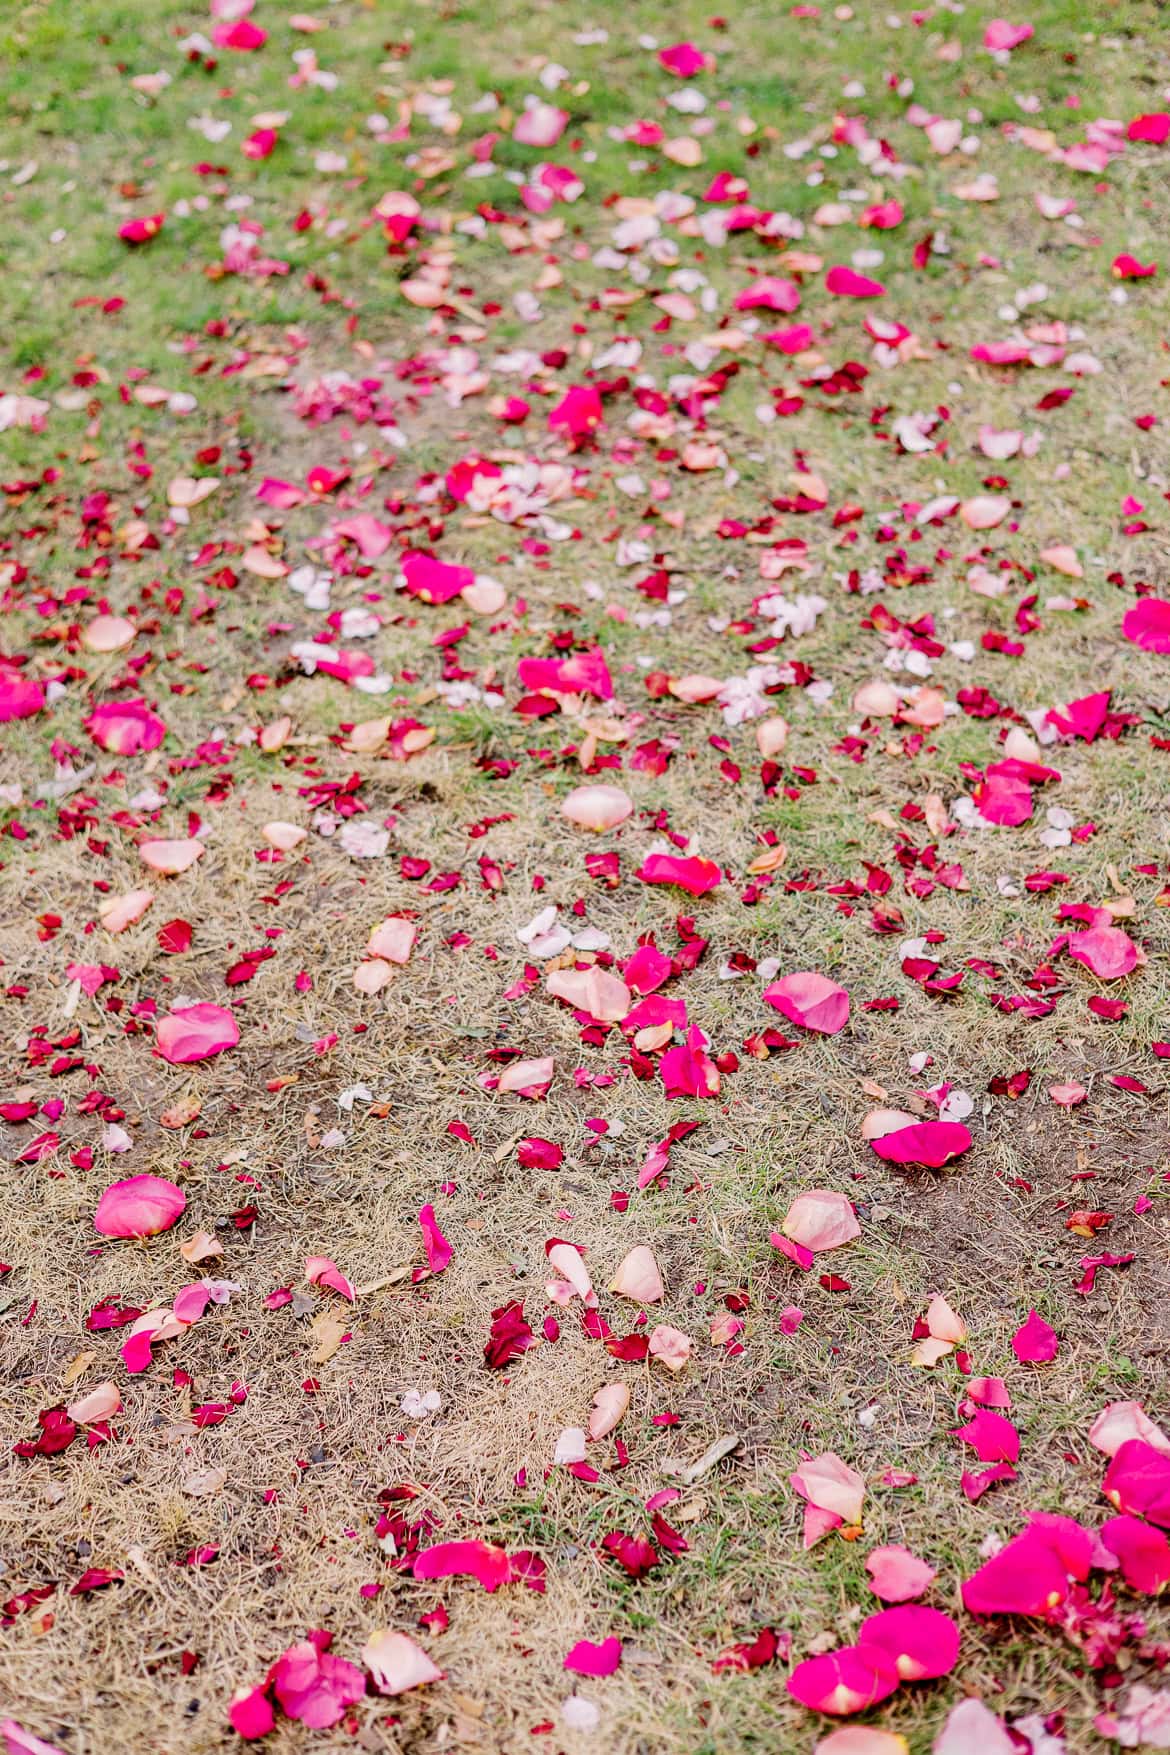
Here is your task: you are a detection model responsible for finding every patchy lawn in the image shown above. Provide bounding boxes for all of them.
[2,2,1170,1752]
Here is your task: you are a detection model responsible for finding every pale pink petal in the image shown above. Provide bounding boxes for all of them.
[865,1545,937,1603]
[647,1323,692,1372]
[587,1382,630,1441]
[82,615,136,653]
[547,1240,594,1304]
[363,1628,444,1695]
[305,1256,355,1301]
[261,820,306,851]
[925,1294,967,1343]
[782,1191,860,1253]
[791,1452,866,1525]
[1089,1400,1170,1458]
[561,783,634,831]
[65,1382,122,1424]
[98,888,154,933]
[498,1056,555,1097]
[609,1245,664,1304]
[933,1699,1016,1755]
[815,1731,909,1755]
[367,917,417,963]
[139,837,204,875]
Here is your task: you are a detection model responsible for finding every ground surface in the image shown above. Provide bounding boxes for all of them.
[2,2,1170,1752]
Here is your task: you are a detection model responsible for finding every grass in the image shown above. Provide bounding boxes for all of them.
[2,0,1170,1751]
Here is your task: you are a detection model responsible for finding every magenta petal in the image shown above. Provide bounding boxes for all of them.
[270,1641,365,1729]
[156,1003,239,1065]
[1099,1515,1170,1593]
[857,1606,960,1681]
[0,676,46,722]
[1012,1309,1059,1363]
[418,1203,453,1274]
[1103,1439,1170,1526]
[1123,597,1170,652]
[870,1121,972,1168]
[786,1646,899,1715]
[635,852,722,895]
[94,1174,186,1239]
[227,1686,276,1739]
[564,1636,622,1677]
[950,1409,1020,1463]
[412,1539,512,1592]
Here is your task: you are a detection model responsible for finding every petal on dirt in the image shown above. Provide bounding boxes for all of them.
[1012,1309,1059,1363]
[227,1688,276,1740]
[269,1639,366,1729]
[94,1175,185,1239]
[647,1324,692,1372]
[98,889,154,933]
[870,1122,973,1168]
[65,1382,121,1424]
[418,1204,453,1274]
[791,1452,866,1525]
[304,1256,355,1301]
[156,1003,239,1064]
[138,837,204,875]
